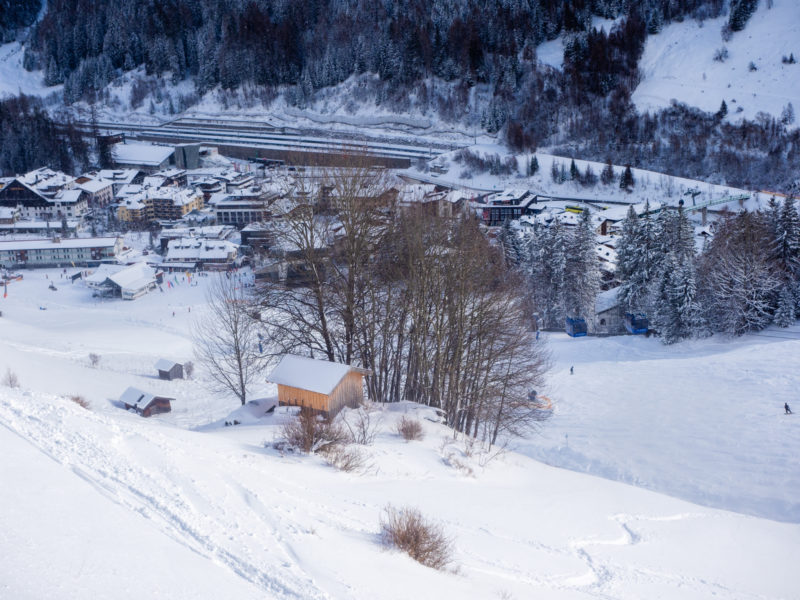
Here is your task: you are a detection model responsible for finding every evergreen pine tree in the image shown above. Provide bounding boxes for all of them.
[528,155,539,177]
[498,219,523,267]
[675,206,695,264]
[600,159,614,185]
[542,221,568,328]
[564,209,600,321]
[717,100,728,119]
[653,253,680,343]
[569,159,579,181]
[774,283,797,327]
[619,164,634,191]
[616,205,641,309]
[729,0,759,32]
[776,197,800,277]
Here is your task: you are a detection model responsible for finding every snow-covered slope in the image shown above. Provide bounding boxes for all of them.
[633,0,800,123]
[0,268,799,598]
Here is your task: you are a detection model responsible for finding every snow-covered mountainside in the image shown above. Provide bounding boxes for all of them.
[1,266,798,599]
[633,0,800,122]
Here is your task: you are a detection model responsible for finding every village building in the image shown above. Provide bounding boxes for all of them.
[473,189,541,226]
[0,206,19,225]
[0,169,88,221]
[163,237,239,270]
[96,169,145,195]
[0,237,121,269]
[75,176,115,208]
[155,359,184,381]
[267,355,370,417]
[120,386,173,417]
[594,286,626,335]
[116,188,204,223]
[0,218,80,235]
[112,143,175,173]
[84,262,159,300]
[158,225,234,252]
[210,190,279,226]
[398,184,468,218]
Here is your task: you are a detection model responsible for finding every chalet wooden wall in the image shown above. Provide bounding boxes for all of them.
[278,372,365,416]
[278,385,330,413]
[328,372,365,415]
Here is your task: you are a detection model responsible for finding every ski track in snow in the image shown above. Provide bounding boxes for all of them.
[0,395,330,600]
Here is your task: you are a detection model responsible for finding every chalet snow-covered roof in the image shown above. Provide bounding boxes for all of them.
[85,264,125,286]
[53,189,84,204]
[120,386,173,409]
[120,386,155,409]
[78,178,112,194]
[98,169,141,184]
[155,359,180,371]
[595,286,622,315]
[112,143,174,167]
[267,355,370,395]
[108,263,156,292]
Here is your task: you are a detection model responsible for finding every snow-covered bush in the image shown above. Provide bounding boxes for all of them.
[342,403,382,446]
[396,416,424,441]
[2,369,19,388]
[281,407,348,454]
[69,395,90,410]
[322,444,369,473]
[380,505,453,570]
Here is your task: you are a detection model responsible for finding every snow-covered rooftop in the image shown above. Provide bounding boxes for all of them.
[54,189,84,204]
[112,143,174,167]
[120,386,155,409]
[78,178,112,194]
[165,238,238,261]
[155,359,180,371]
[0,237,119,251]
[267,355,368,395]
[595,286,621,314]
[108,263,156,292]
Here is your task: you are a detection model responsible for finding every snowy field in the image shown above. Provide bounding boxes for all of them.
[1,268,799,599]
[633,0,800,123]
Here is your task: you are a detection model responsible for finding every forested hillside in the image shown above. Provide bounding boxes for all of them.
[0,0,40,42]
[4,0,797,192]
[24,1,724,95]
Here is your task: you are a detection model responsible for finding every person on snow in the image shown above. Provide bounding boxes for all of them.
[570,366,574,375]
[786,402,793,415]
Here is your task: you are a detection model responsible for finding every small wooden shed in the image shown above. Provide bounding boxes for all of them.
[155,358,184,381]
[267,355,370,417]
[120,386,173,417]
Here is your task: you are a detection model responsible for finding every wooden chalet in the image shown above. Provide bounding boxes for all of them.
[267,355,370,417]
[155,359,184,381]
[120,386,173,417]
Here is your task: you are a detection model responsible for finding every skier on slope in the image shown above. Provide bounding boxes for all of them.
[786,402,792,415]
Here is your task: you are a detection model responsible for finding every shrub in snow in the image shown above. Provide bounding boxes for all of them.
[396,415,424,441]
[342,403,382,446]
[70,395,90,409]
[2,368,19,388]
[281,407,348,454]
[322,444,370,473]
[713,47,729,62]
[88,353,101,368]
[380,505,453,570]
[184,361,194,379]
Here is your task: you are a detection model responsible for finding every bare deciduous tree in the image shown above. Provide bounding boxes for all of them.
[193,275,262,405]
